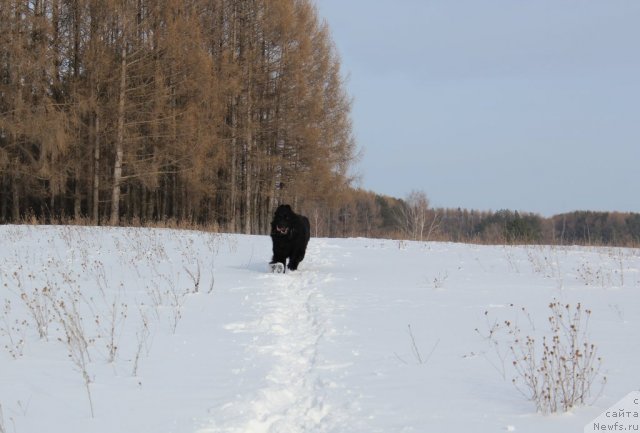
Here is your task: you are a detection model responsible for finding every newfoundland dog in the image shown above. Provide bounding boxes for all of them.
[270,204,310,272]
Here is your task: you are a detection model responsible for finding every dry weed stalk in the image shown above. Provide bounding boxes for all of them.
[48,290,95,417]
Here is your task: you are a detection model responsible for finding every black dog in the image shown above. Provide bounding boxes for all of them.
[270,204,310,272]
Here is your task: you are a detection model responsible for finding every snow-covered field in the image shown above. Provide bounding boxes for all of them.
[0,225,639,433]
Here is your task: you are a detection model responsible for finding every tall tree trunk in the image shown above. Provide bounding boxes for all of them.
[93,114,100,224]
[1,175,7,222]
[228,4,239,232]
[111,36,127,226]
[74,172,81,219]
[244,98,252,234]
[243,12,253,235]
[11,166,20,221]
[230,100,237,232]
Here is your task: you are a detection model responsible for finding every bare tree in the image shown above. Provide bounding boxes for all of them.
[398,190,439,241]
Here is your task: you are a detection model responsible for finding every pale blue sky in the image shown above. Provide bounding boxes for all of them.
[316,0,640,216]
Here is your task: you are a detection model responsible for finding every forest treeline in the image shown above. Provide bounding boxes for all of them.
[2,1,638,247]
[1,0,354,233]
[328,190,640,247]
[316,189,640,247]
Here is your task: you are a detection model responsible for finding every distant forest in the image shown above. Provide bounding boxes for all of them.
[322,189,640,247]
[1,0,638,247]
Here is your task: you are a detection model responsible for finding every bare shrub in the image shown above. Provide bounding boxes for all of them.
[480,301,605,414]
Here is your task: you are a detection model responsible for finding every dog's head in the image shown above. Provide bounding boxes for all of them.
[272,204,295,237]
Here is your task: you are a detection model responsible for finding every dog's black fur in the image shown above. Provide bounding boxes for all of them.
[270,204,310,272]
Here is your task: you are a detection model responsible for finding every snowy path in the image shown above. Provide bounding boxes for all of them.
[198,239,354,432]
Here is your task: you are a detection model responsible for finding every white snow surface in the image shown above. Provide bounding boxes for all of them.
[0,225,639,432]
